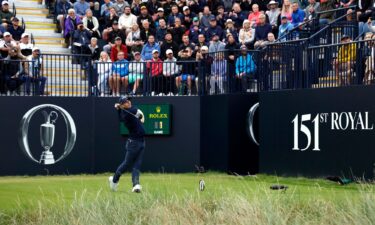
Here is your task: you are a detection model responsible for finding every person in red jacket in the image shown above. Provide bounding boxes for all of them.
[110,36,128,61]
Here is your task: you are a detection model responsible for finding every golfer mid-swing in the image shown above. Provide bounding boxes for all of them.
[109,96,145,193]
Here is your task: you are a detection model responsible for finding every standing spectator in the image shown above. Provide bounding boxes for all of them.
[64,9,81,48]
[141,35,160,60]
[334,35,356,86]
[182,6,196,28]
[82,9,100,39]
[88,37,101,61]
[119,6,137,35]
[200,6,212,29]
[100,0,113,17]
[72,22,91,54]
[167,5,184,27]
[278,15,294,40]
[176,48,196,95]
[22,48,47,96]
[110,36,128,62]
[110,51,129,96]
[291,2,305,27]
[304,0,319,21]
[3,47,23,95]
[137,6,155,29]
[254,14,272,48]
[266,1,281,36]
[208,34,225,54]
[195,45,212,95]
[74,0,90,18]
[128,51,144,95]
[0,1,14,28]
[19,33,34,57]
[112,0,130,16]
[8,17,24,41]
[160,32,179,60]
[103,21,126,53]
[210,52,227,94]
[229,3,247,29]
[239,20,255,48]
[225,33,239,92]
[248,4,262,26]
[205,16,224,41]
[163,49,179,95]
[189,17,202,44]
[97,51,112,96]
[126,24,142,56]
[156,18,168,43]
[55,0,73,34]
[140,20,156,42]
[281,0,293,22]
[224,19,239,43]
[235,45,256,92]
[169,18,186,46]
[147,49,163,95]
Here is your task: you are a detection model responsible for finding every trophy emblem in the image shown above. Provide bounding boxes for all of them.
[40,111,58,165]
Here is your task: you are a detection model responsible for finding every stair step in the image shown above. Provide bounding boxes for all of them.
[11,7,48,12]
[26,22,56,28]
[13,2,45,8]
[27,30,62,37]
[16,11,48,16]
[22,17,53,22]
[36,42,63,46]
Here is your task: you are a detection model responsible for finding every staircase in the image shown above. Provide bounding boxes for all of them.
[11,0,89,96]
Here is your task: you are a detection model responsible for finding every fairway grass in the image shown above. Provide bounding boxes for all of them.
[0,173,374,225]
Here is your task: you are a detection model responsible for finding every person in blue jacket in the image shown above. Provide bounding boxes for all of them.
[141,35,160,61]
[110,51,129,96]
[235,45,257,92]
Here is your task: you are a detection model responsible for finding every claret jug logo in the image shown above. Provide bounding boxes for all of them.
[18,104,77,165]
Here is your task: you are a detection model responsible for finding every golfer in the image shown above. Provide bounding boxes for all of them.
[109,96,145,193]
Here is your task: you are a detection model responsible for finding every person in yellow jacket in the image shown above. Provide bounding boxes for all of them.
[334,35,356,86]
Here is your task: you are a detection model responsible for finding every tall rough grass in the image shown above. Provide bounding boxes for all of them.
[1,184,374,225]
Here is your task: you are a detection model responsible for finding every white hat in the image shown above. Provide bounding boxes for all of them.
[32,47,40,52]
[3,32,10,36]
[21,33,29,38]
[183,6,189,11]
[267,0,278,7]
[157,7,164,12]
[166,49,173,55]
[201,46,208,51]
[2,1,9,5]
[152,49,159,54]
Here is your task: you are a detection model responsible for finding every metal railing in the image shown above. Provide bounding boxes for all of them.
[12,2,16,17]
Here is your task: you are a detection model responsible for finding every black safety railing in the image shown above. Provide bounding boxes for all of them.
[12,2,16,16]
[21,17,26,31]
[31,33,35,45]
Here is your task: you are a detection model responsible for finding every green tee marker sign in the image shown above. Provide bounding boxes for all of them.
[120,104,171,135]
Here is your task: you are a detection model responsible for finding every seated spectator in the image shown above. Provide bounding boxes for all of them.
[110,51,129,96]
[179,34,195,53]
[235,45,257,92]
[104,7,119,30]
[128,51,144,95]
[19,33,34,57]
[304,0,319,21]
[256,32,276,49]
[248,4,262,26]
[64,9,81,48]
[281,0,293,22]
[196,34,209,50]
[22,48,47,96]
[334,35,356,86]
[239,20,255,48]
[215,5,227,28]
[72,22,91,54]
[225,33,239,92]
[112,0,129,16]
[100,0,113,18]
[0,32,17,58]
[291,2,305,27]
[266,1,281,36]
[141,35,160,60]
[156,18,168,43]
[176,48,196,95]
[126,24,142,56]
[74,0,90,18]
[88,37,101,61]
[318,0,335,25]
[162,0,174,16]
[160,32,179,60]
[363,33,374,85]
[146,0,161,15]
[110,36,128,62]
[254,14,272,47]
[163,49,179,95]
[0,1,14,28]
[205,15,224,42]
[140,20,156,43]
[131,0,142,16]
[195,45,212,94]
[278,15,294,41]
[182,6,196,28]
[97,51,112,96]
[82,9,100,39]
[154,8,166,28]
[210,52,227,94]
[3,47,23,95]
[137,6,155,29]
[169,17,185,46]
[224,19,239,43]
[103,20,126,53]
[228,3,247,29]
[167,5,184,27]
[8,17,24,41]
[208,33,226,54]
[119,6,137,35]
[189,17,202,44]
[200,6,212,29]
[55,0,72,33]
[146,49,163,95]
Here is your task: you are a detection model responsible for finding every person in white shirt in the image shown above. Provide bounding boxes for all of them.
[119,6,137,35]
[19,33,34,57]
[97,51,113,96]
[128,51,144,95]
[163,49,179,95]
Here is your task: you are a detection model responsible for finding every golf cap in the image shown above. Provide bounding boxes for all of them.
[134,51,141,55]
[12,17,19,22]
[119,96,131,104]
[201,46,208,51]
[240,45,247,50]
[226,19,233,24]
[209,15,216,21]
[281,16,287,20]
[115,36,122,41]
[152,49,159,54]
[183,6,189,11]
[113,20,119,25]
[141,5,147,10]
[166,49,173,55]
[3,32,10,36]
[193,17,199,22]
[32,47,40,52]
[21,33,29,38]
[341,34,350,40]
[157,7,164,12]
[2,1,8,5]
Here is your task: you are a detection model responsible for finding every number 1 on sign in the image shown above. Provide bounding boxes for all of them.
[292,114,320,151]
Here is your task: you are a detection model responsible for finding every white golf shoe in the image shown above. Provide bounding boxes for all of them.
[132,184,142,193]
[108,176,118,192]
